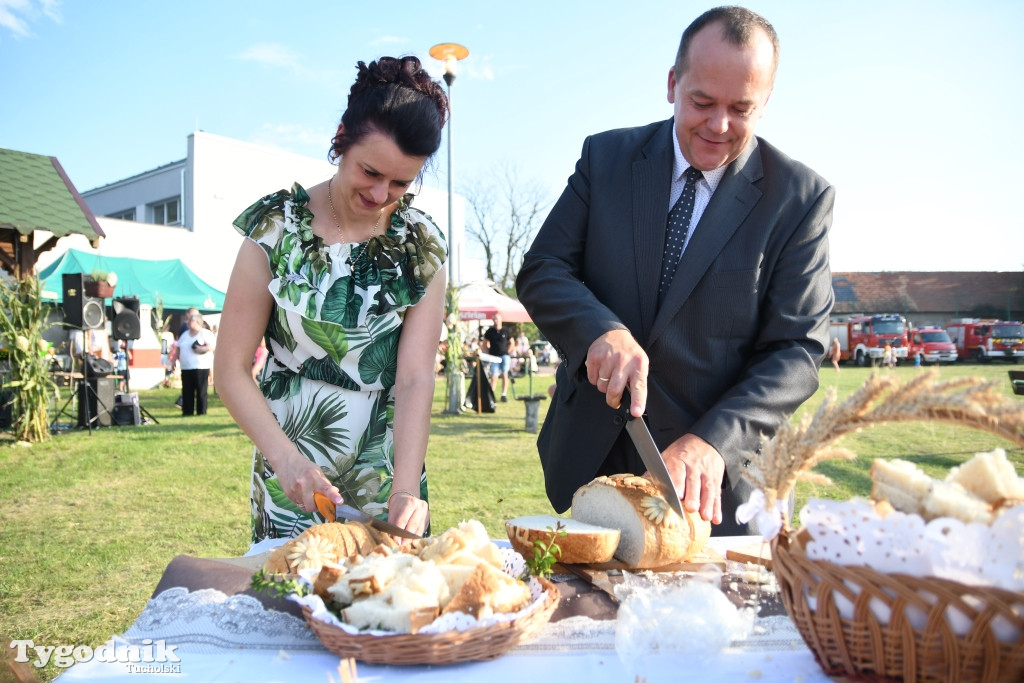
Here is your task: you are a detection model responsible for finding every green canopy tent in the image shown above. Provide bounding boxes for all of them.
[38,249,225,313]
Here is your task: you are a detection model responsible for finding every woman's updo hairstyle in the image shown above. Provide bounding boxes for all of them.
[329,56,449,162]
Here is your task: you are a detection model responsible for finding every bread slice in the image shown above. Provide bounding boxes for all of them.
[871,458,995,524]
[947,448,1024,506]
[505,515,620,564]
[570,474,711,568]
[441,561,532,620]
[869,459,932,516]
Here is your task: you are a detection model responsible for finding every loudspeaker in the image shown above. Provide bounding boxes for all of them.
[77,377,114,428]
[62,273,106,330]
[113,392,141,426]
[112,296,141,341]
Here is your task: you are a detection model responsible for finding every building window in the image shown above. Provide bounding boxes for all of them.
[108,208,135,221]
[150,198,180,226]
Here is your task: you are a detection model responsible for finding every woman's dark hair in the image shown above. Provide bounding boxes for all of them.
[329,56,449,162]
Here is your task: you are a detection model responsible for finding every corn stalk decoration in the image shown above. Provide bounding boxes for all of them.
[0,274,59,442]
[443,285,465,413]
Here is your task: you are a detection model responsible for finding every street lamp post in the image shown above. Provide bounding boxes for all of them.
[428,42,468,286]
[430,43,469,415]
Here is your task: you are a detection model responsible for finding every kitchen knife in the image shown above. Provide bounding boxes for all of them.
[334,503,422,540]
[313,492,422,539]
[624,413,686,519]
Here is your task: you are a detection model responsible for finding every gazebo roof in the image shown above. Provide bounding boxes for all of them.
[0,147,104,277]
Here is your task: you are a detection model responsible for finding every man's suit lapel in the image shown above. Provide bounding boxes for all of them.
[632,120,675,343]
[648,138,764,345]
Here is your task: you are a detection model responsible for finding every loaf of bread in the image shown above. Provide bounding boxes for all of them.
[505,515,620,564]
[570,474,711,568]
[262,521,398,574]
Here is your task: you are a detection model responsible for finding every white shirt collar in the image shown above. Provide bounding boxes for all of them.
[671,124,727,192]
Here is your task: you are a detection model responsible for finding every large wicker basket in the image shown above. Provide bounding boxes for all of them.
[772,529,1024,682]
[299,576,559,665]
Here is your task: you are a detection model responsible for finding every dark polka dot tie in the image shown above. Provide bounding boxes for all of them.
[658,166,703,305]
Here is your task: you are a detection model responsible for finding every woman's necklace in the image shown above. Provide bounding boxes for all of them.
[327,177,383,265]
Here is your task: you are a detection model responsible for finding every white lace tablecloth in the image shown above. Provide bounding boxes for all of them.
[57,537,831,682]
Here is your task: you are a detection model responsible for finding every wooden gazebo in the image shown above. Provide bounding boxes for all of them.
[0,147,104,279]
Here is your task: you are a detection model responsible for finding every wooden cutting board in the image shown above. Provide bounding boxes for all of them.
[724,541,772,569]
[554,545,726,573]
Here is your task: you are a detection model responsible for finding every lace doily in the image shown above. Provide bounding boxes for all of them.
[121,587,320,653]
[799,498,1024,591]
[798,498,1024,641]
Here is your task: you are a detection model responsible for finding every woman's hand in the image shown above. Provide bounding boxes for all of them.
[387,490,429,541]
[275,451,343,515]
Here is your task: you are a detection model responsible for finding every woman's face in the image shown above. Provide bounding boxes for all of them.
[335,130,427,218]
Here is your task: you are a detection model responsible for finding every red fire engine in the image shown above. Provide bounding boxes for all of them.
[829,314,909,366]
[946,319,1024,363]
[907,326,958,365]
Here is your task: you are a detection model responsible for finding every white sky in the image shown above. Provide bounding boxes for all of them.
[2,0,1022,272]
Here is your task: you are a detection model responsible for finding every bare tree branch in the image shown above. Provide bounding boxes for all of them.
[461,162,552,290]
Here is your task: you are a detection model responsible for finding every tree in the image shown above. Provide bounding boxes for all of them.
[462,164,552,291]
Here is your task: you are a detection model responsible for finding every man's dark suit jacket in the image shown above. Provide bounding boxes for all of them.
[517,119,834,534]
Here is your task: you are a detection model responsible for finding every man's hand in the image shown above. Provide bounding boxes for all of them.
[586,329,649,417]
[660,433,725,524]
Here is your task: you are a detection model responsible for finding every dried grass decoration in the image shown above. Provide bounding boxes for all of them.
[742,371,1024,683]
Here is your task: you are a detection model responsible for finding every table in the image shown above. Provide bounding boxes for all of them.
[57,537,833,682]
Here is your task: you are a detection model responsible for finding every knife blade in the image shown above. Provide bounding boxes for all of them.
[334,502,423,540]
[623,413,686,519]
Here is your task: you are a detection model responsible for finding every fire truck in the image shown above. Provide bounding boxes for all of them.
[907,326,958,365]
[830,314,909,366]
[946,319,1024,363]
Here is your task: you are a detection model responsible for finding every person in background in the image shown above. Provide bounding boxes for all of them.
[483,314,513,402]
[251,338,268,383]
[517,6,834,535]
[831,337,842,372]
[177,312,215,416]
[215,56,449,543]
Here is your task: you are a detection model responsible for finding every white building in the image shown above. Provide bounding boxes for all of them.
[61,130,466,293]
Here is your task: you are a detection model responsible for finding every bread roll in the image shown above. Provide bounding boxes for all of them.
[505,515,621,564]
[570,474,711,568]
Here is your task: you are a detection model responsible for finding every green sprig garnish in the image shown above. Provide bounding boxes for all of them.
[522,523,567,580]
[250,569,311,599]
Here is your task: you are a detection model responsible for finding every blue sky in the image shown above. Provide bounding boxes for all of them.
[2,0,1022,272]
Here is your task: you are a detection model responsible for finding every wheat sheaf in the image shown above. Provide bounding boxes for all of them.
[745,370,1024,522]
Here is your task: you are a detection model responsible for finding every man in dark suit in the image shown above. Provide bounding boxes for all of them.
[516,6,834,535]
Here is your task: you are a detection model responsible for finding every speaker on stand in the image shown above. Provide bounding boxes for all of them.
[110,296,158,425]
[59,272,111,434]
[62,273,105,330]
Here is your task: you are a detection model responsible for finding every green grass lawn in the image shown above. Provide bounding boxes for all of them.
[2,363,1021,681]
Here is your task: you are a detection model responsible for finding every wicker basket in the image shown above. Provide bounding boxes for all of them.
[300,576,559,665]
[772,529,1024,682]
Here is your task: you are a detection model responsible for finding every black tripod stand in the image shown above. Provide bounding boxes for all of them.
[50,332,113,435]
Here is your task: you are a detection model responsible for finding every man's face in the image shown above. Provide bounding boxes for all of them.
[668,24,775,171]
[493,315,502,328]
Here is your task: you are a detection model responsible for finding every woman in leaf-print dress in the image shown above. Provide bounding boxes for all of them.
[215,56,449,543]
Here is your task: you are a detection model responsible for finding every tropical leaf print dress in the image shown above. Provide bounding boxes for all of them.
[233,183,447,543]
